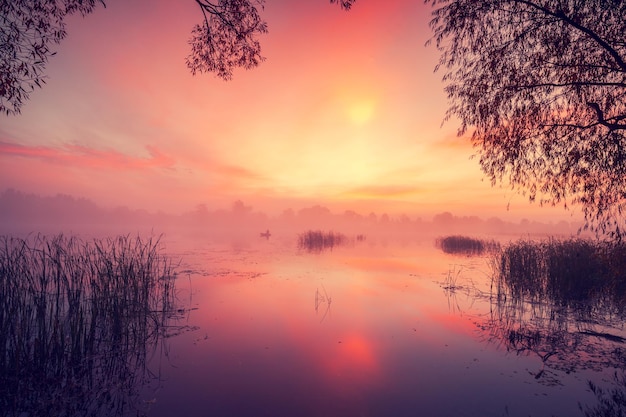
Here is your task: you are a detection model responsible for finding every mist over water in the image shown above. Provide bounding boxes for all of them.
[0,188,578,239]
[1,0,620,414]
[1,189,616,417]
[138,234,614,417]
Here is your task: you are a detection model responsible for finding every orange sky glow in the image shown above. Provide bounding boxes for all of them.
[0,0,580,222]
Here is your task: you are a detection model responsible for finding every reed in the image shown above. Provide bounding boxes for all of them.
[495,239,545,300]
[484,238,626,383]
[298,230,347,253]
[0,233,180,416]
[436,235,500,256]
[494,238,625,305]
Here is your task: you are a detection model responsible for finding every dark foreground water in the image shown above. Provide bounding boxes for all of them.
[4,232,626,417]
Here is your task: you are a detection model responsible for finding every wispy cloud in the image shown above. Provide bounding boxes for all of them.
[433,132,474,151]
[0,141,175,170]
[213,164,266,181]
[340,184,423,199]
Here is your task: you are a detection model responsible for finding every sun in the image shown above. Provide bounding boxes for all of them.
[347,99,376,125]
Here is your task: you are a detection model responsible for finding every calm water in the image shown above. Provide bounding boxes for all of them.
[135,233,624,417]
[3,231,625,417]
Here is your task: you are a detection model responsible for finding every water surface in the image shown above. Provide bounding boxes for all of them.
[3,231,623,417]
[140,234,623,417]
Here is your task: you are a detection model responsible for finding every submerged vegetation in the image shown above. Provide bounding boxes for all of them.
[436,235,500,256]
[298,230,348,253]
[0,234,184,417]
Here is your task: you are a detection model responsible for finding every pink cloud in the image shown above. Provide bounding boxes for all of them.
[213,164,266,181]
[433,132,474,151]
[0,141,175,171]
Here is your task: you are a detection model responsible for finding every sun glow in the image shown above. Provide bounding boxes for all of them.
[0,0,579,223]
[325,333,379,377]
[347,99,376,125]
[263,130,388,195]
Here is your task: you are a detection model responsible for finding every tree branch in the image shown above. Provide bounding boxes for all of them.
[513,0,626,72]
[195,0,211,27]
[509,81,626,90]
[195,0,242,37]
[587,102,626,131]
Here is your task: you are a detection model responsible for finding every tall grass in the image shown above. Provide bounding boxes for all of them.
[494,238,626,306]
[298,230,348,253]
[436,235,500,256]
[0,234,181,417]
[485,238,626,382]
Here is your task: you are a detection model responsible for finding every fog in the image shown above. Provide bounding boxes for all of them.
[0,188,580,240]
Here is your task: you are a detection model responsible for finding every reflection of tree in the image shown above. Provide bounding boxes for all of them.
[483,292,626,386]
[0,234,188,417]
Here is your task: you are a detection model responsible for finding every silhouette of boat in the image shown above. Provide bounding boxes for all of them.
[260,229,271,239]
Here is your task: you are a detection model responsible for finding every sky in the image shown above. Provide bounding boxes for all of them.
[0,0,581,222]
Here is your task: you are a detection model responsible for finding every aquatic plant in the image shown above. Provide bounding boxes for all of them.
[494,238,626,306]
[436,235,500,256]
[314,285,332,322]
[439,266,476,315]
[0,234,184,417]
[482,238,626,385]
[297,230,347,253]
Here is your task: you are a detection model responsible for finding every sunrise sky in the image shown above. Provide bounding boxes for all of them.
[0,0,579,222]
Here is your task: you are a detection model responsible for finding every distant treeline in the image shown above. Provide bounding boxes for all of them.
[0,188,577,237]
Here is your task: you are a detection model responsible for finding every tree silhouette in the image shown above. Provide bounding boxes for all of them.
[0,0,356,116]
[1,0,105,116]
[428,0,626,238]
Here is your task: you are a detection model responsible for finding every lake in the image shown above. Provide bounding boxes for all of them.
[2,230,625,417]
[144,232,623,417]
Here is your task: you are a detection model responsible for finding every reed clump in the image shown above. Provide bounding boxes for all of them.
[298,230,347,253]
[0,234,180,417]
[436,235,500,256]
[495,238,626,306]
[486,238,626,382]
